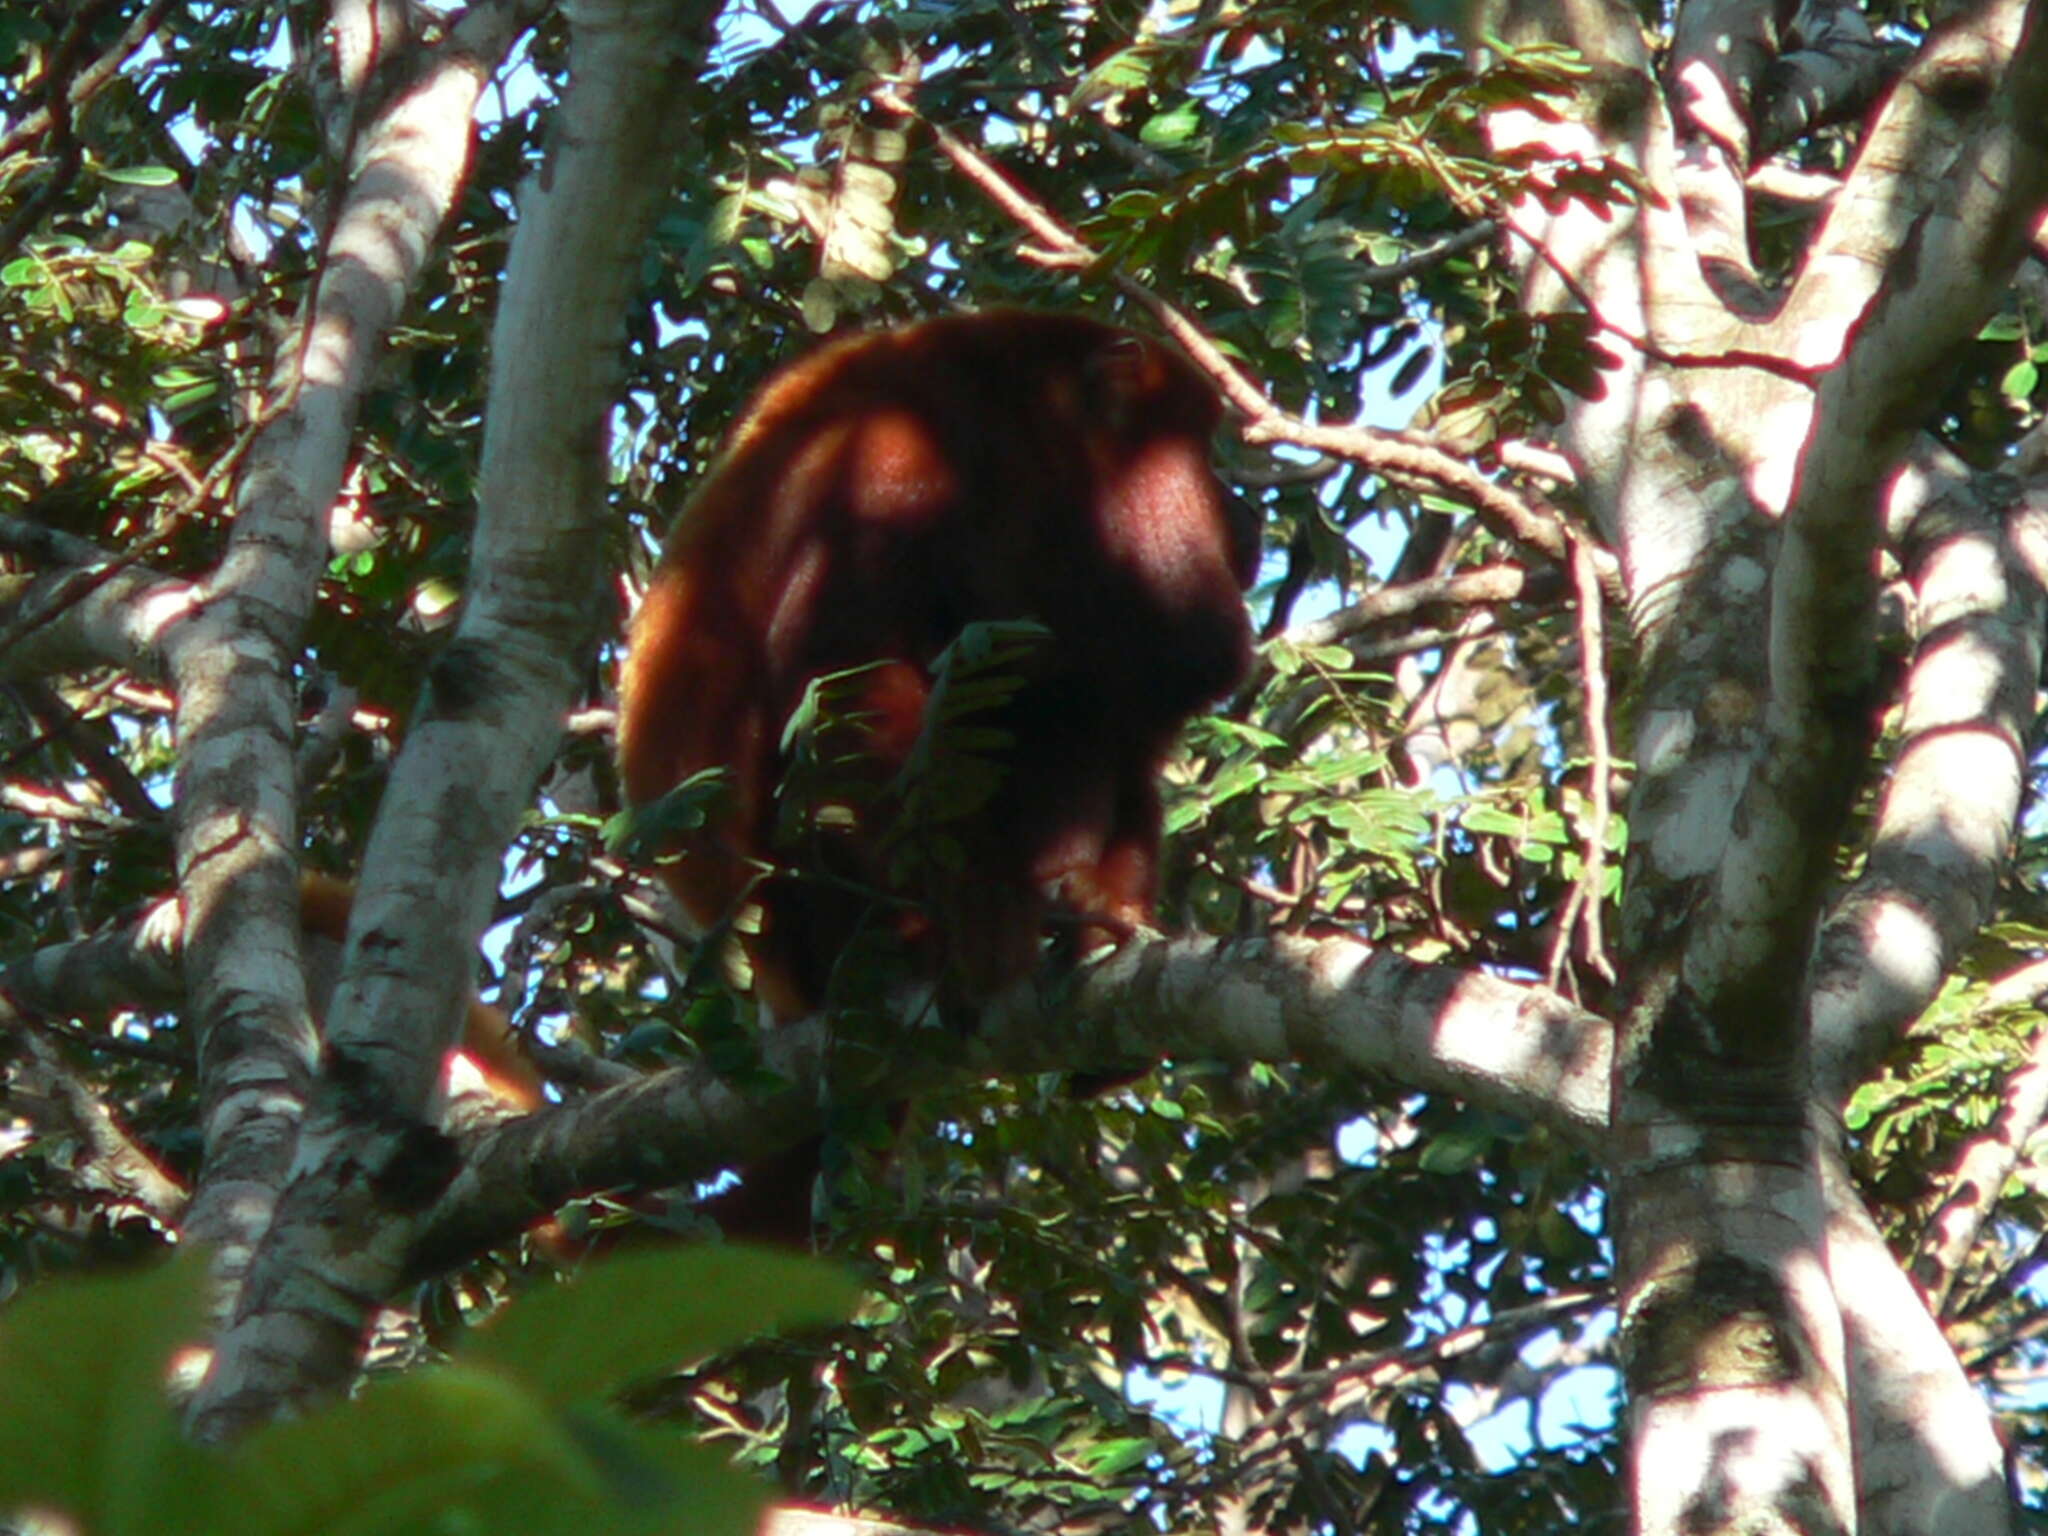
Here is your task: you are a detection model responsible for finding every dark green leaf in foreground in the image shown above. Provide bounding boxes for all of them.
[0,1255,222,1536]
[466,1244,860,1404]
[235,1366,769,1536]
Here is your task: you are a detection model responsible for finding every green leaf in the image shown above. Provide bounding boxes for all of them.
[1100,190,1163,221]
[566,1420,770,1535]
[605,767,731,854]
[1460,804,1526,837]
[1418,1131,1490,1175]
[1208,720,1287,751]
[1526,376,1566,423]
[1845,1078,1904,1130]
[237,1368,602,1536]
[466,1245,859,1403]
[1205,760,1265,804]
[101,164,182,186]
[0,1255,216,1536]
[163,379,222,413]
[1139,103,1202,149]
[1072,46,1154,107]
[1081,1436,1156,1476]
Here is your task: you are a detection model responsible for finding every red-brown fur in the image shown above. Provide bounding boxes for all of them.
[618,311,1255,1020]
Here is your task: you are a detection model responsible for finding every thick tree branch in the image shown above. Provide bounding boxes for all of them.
[0,518,199,682]
[1655,6,2048,1045]
[1822,1146,2011,1535]
[1755,2,1897,156]
[411,936,1615,1275]
[1774,0,2048,726]
[1785,1,2038,347]
[1668,0,1784,289]
[1810,480,2048,1098]
[168,0,534,1308]
[1663,0,1893,292]
[189,0,712,1440]
[0,898,185,1021]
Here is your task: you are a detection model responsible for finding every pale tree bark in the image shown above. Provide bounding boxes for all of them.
[0,516,198,681]
[1466,0,2048,1531]
[1812,468,2048,1096]
[161,0,540,1303]
[186,0,719,1442]
[411,933,1614,1273]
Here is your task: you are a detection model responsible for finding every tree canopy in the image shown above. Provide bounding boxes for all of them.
[4,2,2048,1533]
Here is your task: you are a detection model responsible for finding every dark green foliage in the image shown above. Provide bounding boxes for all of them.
[0,1247,853,1535]
[13,0,2048,1529]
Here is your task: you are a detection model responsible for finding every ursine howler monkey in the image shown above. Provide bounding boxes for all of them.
[618,310,1256,1024]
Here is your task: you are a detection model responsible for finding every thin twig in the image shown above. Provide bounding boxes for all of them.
[872,85,1613,591]
[1290,563,1533,648]
[0,0,176,161]
[8,680,162,822]
[0,994,188,1223]
[1565,534,1616,984]
[0,410,265,659]
[0,0,103,266]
